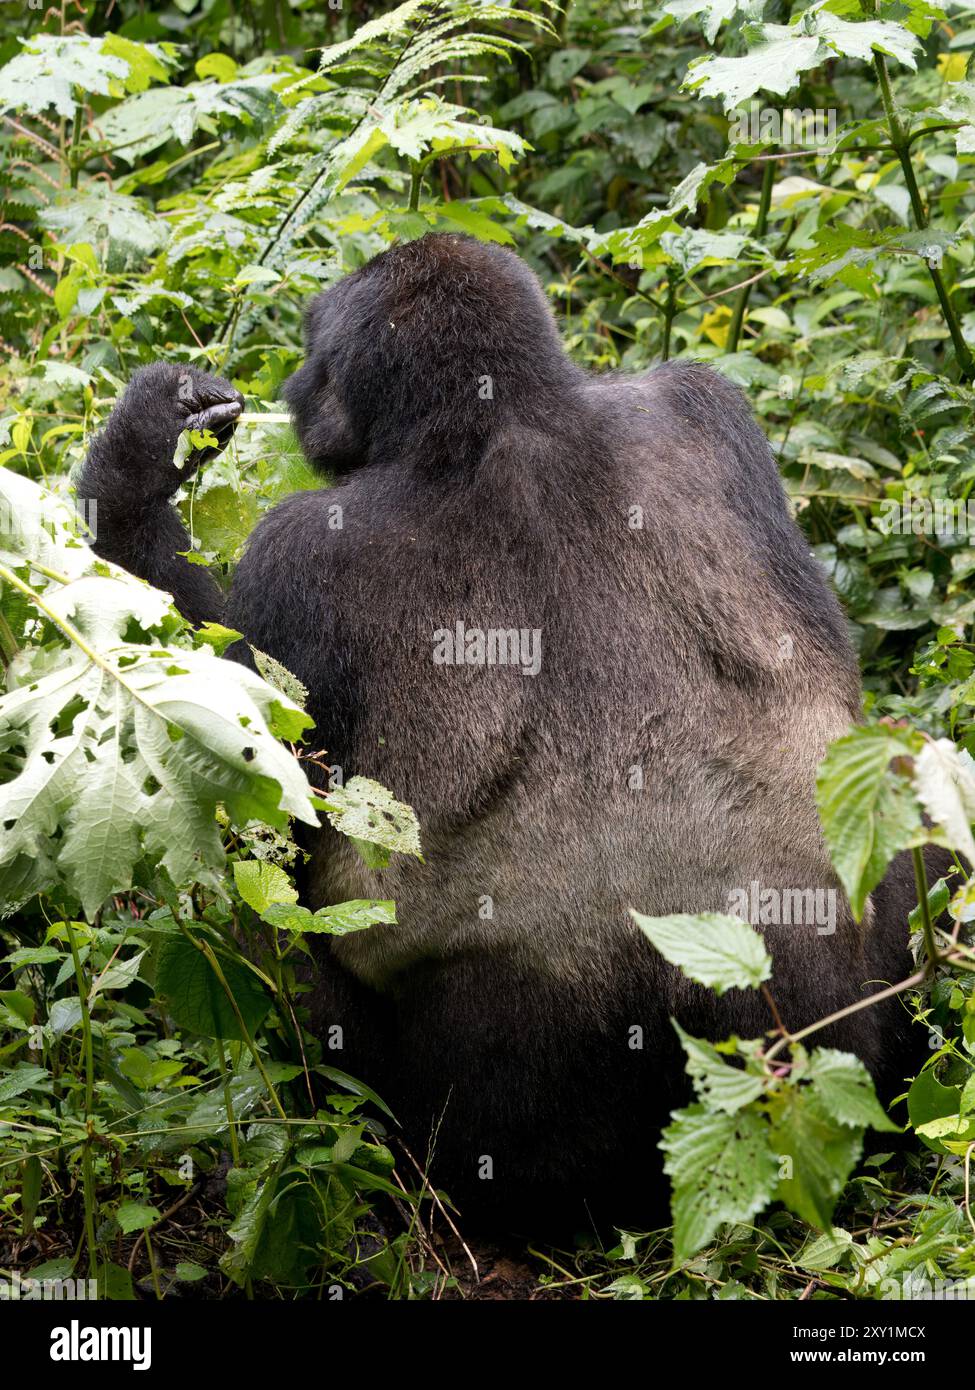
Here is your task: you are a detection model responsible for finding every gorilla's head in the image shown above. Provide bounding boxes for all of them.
[282,233,577,478]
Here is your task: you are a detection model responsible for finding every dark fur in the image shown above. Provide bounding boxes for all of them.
[77,234,938,1229]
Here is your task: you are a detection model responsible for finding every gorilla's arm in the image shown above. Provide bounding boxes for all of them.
[76,362,243,626]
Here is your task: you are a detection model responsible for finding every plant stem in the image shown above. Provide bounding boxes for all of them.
[727,156,775,353]
[68,104,83,190]
[765,968,927,1065]
[872,52,974,380]
[408,160,423,212]
[216,1035,241,1165]
[661,270,678,362]
[912,846,940,968]
[66,920,99,1279]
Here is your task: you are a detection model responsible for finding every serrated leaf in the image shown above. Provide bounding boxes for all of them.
[769,1086,864,1229]
[806,1049,899,1131]
[0,1063,50,1102]
[815,725,924,919]
[661,1104,779,1261]
[233,860,298,914]
[40,190,169,273]
[631,911,771,993]
[0,471,317,915]
[0,35,172,120]
[913,740,975,866]
[116,1200,160,1234]
[89,949,147,1001]
[813,13,919,69]
[323,777,422,864]
[685,33,822,108]
[796,1226,856,1271]
[673,1022,766,1113]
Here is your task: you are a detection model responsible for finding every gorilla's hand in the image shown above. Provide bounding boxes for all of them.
[102,361,244,503]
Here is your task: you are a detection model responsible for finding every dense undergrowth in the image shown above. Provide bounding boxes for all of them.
[1,0,975,1300]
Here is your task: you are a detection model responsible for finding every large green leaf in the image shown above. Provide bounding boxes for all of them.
[0,35,175,119]
[815,724,924,919]
[768,1084,864,1230]
[90,76,282,163]
[661,1104,779,1262]
[40,190,169,272]
[155,934,271,1041]
[0,470,317,916]
[631,911,772,993]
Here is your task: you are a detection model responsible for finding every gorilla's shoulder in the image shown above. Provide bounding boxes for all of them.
[639,360,757,430]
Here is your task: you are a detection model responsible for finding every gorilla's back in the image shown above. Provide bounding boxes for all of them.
[254,363,875,1048]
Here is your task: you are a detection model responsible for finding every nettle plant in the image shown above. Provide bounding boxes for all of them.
[0,468,424,1291]
[634,719,975,1264]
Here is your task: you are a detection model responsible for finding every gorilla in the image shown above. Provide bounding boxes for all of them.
[77,233,933,1228]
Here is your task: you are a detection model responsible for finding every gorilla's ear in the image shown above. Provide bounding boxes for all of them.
[283,361,364,478]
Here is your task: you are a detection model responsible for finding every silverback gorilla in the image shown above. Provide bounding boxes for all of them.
[78,233,932,1227]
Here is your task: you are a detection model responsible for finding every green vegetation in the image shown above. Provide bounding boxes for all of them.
[1,0,974,1300]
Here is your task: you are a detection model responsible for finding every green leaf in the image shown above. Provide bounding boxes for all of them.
[89,949,147,1000]
[41,190,169,273]
[907,1067,971,1154]
[48,998,83,1036]
[154,935,271,1042]
[813,13,919,69]
[769,1086,864,1229]
[806,1049,899,1132]
[262,898,396,935]
[90,74,281,163]
[685,32,822,108]
[322,777,422,866]
[673,1022,765,1113]
[796,1226,856,1271]
[661,1104,779,1262]
[116,1200,160,1234]
[0,1063,50,1103]
[913,739,975,865]
[631,911,772,993]
[3,946,62,967]
[0,35,174,120]
[233,860,298,915]
[815,725,924,920]
[0,471,317,916]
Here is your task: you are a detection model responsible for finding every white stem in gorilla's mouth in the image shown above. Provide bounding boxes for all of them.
[236,412,292,424]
